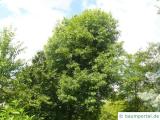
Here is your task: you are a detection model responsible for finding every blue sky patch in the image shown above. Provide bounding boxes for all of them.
[0,4,12,19]
[69,0,83,16]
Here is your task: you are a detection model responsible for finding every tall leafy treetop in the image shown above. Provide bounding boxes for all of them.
[44,9,122,120]
[45,9,119,72]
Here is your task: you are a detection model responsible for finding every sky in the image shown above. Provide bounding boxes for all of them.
[0,0,160,61]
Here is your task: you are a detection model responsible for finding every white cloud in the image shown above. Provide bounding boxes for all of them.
[1,0,160,61]
[0,0,73,14]
[84,0,160,53]
[0,0,73,61]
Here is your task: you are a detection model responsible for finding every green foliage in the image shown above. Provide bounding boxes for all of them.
[14,51,53,119]
[0,28,33,119]
[99,99,153,120]
[99,100,127,120]
[1,9,159,120]
[126,97,154,112]
[0,100,34,120]
[45,9,119,72]
[138,43,160,111]
[0,28,22,78]
[118,50,149,111]
[0,28,23,103]
[118,43,159,112]
[45,9,122,120]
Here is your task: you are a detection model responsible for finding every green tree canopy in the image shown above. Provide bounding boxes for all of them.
[45,9,123,120]
[0,28,23,103]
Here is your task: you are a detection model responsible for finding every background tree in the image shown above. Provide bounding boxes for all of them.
[0,28,35,120]
[118,49,154,112]
[138,43,160,111]
[0,28,23,103]
[14,51,54,120]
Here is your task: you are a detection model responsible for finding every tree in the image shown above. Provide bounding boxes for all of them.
[45,9,123,120]
[0,28,23,103]
[14,51,53,120]
[117,43,160,112]
[0,28,35,119]
[118,50,152,111]
[138,43,160,111]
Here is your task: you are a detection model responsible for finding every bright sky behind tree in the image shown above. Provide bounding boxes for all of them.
[0,0,160,60]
